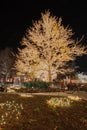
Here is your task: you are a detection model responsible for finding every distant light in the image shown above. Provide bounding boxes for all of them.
[77,72,87,83]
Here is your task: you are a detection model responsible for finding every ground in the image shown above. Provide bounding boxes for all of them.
[0,83,87,129]
[0,92,87,130]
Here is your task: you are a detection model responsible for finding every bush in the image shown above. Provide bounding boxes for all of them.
[22,81,51,89]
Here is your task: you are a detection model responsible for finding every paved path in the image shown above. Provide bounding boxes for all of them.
[6,86,87,101]
[34,91,87,101]
[17,91,87,101]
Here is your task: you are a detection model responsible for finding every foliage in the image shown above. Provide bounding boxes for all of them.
[14,10,87,82]
[22,81,51,88]
[0,47,15,79]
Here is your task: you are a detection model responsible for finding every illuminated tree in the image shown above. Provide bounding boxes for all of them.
[15,11,87,82]
[14,44,41,80]
[0,47,14,80]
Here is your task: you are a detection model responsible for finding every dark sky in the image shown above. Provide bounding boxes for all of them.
[0,0,87,71]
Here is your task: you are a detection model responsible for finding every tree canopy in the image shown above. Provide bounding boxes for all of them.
[14,11,87,82]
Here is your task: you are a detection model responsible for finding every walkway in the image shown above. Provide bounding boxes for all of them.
[15,91,87,101]
[6,86,87,101]
[28,91,87,101]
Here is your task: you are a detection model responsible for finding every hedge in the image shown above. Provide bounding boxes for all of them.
[22,81,51,88]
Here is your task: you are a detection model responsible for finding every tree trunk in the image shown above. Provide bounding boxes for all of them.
[48,65,52,82]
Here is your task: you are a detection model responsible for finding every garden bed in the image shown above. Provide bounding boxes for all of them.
[0,93,87,130]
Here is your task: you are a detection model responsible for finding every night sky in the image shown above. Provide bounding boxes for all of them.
[0,0,87,71]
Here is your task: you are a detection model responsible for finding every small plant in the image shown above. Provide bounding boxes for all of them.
[33,107,40,113]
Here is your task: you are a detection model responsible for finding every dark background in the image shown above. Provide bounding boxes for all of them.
[0,0,87,72]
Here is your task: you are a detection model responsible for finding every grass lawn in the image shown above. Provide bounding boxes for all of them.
[0,93,87,130]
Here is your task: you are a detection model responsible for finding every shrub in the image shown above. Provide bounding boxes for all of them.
[22,81,51,88]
